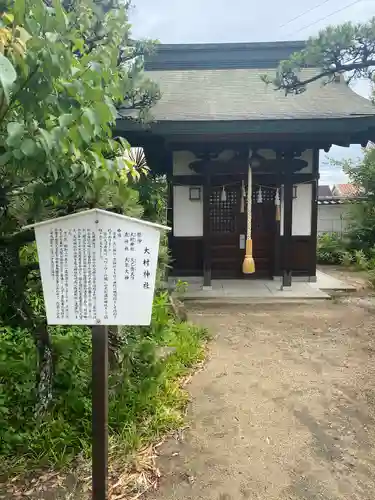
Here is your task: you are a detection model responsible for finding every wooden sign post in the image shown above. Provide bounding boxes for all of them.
[91,324,108,499]
[26,209,170,500]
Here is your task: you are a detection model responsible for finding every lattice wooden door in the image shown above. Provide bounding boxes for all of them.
[209,185,245,278]
[209,187,239,234]
[250,185,276,276]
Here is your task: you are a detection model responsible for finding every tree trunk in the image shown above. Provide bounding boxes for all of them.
[34,322,55,417]
[108,326,124,368]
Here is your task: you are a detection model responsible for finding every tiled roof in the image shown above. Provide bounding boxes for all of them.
[145,68,375,122]
[334,184,361,197]
[141,42,375,123]
[318,185,333,198]
[145,41,307,71]
[317,195,365,205]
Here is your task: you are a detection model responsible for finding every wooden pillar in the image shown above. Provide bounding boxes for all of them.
[310,149,319,279]
[282,178,293,288]
[273,163,282,278]
[166,151,174,282]
[92,325,109,500]
[203,171,212,288]
[274,181,281,278]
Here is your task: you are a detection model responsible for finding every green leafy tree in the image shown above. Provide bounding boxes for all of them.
[332,146,375,252]
[265,17,375,94]
[0,0,160,412]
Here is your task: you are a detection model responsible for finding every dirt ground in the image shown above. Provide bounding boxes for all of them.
[149,301,375,500]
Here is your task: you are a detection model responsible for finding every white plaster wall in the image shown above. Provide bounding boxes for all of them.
[280,183,312,236]
[173,185,203,236]
[318,204,351,235]
[298,149,313,174]
[173,151,197,175]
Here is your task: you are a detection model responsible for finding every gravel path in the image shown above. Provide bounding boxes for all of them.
[149,301,375,500]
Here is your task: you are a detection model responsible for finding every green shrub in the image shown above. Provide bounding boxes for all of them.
[346,203,375,254]
[317,233,346,264]
[368,269,375,290]
[0,293,208,475]
[368,269,375,289]
[365,247,375,270]
[175,279,189,297]
[340,251,353,267]
[353,249,369,270]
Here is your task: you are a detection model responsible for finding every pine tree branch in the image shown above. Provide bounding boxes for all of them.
[275,59,375,92]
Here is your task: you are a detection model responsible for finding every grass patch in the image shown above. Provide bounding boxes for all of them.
[0,292,208,480]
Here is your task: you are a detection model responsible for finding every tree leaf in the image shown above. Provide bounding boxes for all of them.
[7,122,23,135]
[17,27,32,45]
[69,126,82,149]
[20,138,37,157]
[0,151,12,165]
[93,101,113,124]
[3,13,14,24]
[50,161,58,180]
[78,124,91,144]
[89,150,103,167]
[12,148,24,159]
[130,169,140,180]
[6,122,24,147]
[14,0,26,25]
[58,114,74,127]
[104,96,118,121]
[0,53,17,102]
[83,108,97,126]
[52,0,68,29]
[85,86,103,102]
[46,32,59,44]
[89,61,101,72]
[38,129,54,153]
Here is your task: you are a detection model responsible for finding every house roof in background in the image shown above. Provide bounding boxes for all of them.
[333,184,362,197]
[318,183,366,205]
[318,185,333,198]
[317,198,364,205]
[318,183,365,205]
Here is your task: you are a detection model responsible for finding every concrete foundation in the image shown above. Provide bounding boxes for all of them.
[169,270,356,303]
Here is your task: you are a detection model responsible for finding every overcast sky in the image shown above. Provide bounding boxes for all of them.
[130,0,375,185]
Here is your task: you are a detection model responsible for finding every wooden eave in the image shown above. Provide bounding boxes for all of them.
[116,116,375,141]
